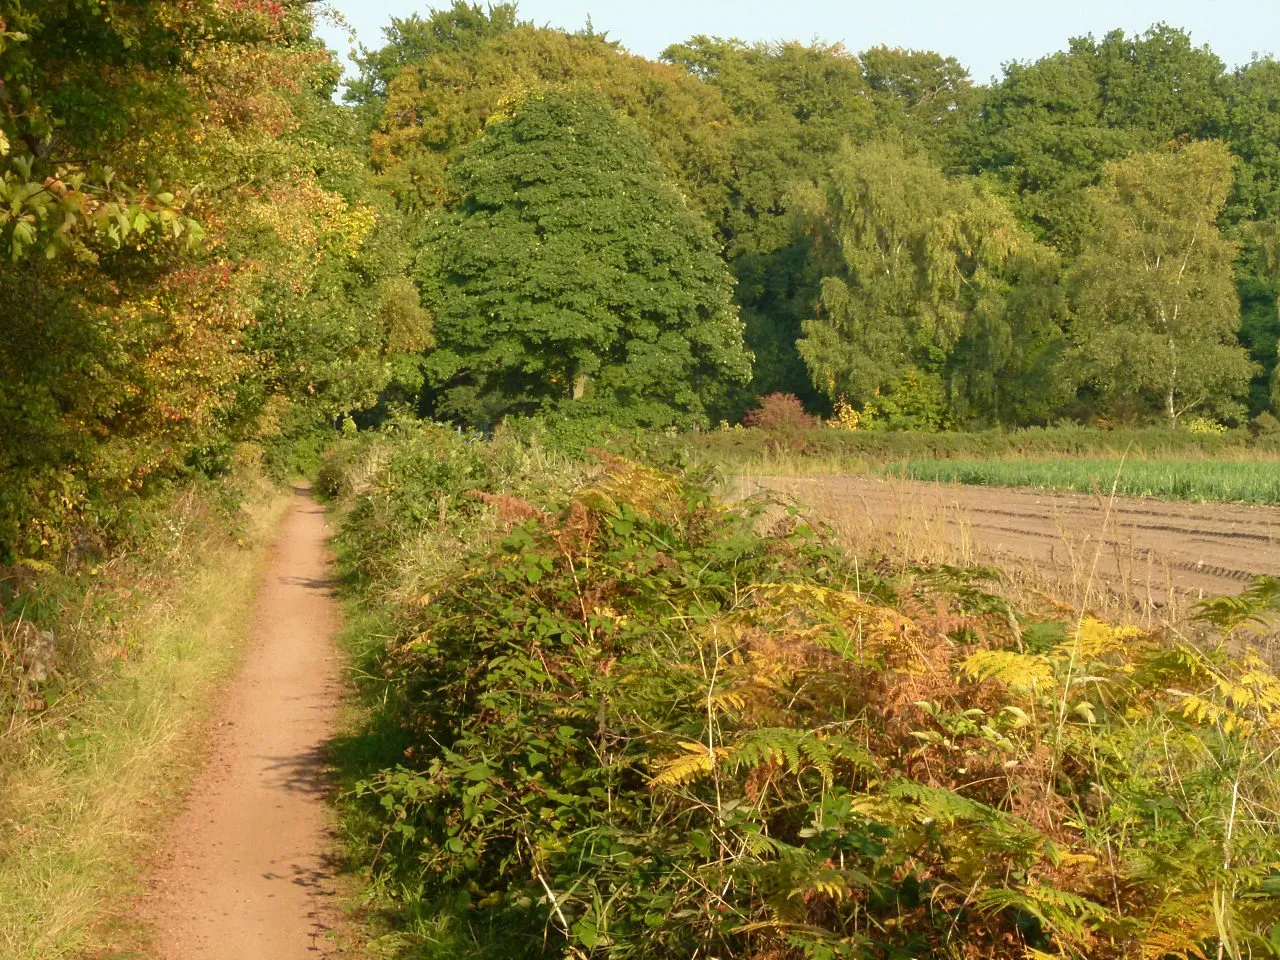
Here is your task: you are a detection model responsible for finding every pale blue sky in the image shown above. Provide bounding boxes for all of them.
[315,0,1279,87]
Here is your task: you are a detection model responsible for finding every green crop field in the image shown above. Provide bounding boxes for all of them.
[888,457,1280,505]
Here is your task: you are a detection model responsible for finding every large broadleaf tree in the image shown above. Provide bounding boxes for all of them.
[417,90,750,427]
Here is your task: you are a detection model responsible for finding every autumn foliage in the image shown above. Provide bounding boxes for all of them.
[0,0,424,560]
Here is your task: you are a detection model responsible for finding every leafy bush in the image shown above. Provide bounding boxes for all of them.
[743,393,819,431]
[1252,412,1280,437]
[0,457,271,750]
[340,445,1280,959]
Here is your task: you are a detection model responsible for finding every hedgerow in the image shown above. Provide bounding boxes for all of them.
[334,431,1280,959]
[674,423,1280,469]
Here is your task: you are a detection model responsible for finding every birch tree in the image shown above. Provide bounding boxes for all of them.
[1070,141,1255,422]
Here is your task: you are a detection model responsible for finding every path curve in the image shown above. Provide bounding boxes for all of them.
[142,485,343,959]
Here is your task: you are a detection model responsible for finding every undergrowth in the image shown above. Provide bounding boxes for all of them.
[329,424,1280,960]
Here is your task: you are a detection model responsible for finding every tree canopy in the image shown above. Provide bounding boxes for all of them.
[1069,141,1256,422]
[417,91,750,428]
[0,0,423,559]
[374,23,735,217]
[796,140,1066,428]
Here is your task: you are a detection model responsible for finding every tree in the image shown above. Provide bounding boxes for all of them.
[416,91,750,427]
[662,37,877,407]
[795,140,1067,427]
[661,37,874,257]
[1223,59,1280,412]
[343,2,520,124]
[374,25,735,217]
[966,25,1227,248]
[1069,141,1256,423]
[0,1,420,558]
[859,45,978,162]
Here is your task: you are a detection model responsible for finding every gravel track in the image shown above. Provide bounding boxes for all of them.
[141,485,343,959]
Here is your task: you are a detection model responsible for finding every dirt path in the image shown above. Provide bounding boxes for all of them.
[741,475,1280,600]
[141,485,343,959]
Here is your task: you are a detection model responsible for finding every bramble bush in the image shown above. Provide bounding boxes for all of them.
[335,436,1280,960]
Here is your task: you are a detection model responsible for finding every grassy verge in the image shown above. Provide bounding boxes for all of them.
[887,456,1280,504]
[0,470,292,960]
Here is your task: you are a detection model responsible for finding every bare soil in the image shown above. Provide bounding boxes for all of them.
[140,486,344,959]
[740,475,1280,602]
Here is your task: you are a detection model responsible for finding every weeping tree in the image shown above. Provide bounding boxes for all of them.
[796,140,1068,428]
[1069,141,1256,423]
[416,90,750,427]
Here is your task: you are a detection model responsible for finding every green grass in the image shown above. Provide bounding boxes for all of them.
[645,424,1280,488]
[887,457,1280,504]
[0,484,292,960]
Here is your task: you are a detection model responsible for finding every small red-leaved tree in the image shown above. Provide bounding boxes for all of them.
[743,393,817,431]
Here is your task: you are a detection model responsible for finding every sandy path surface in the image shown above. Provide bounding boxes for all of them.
[141,486,343,959]
[741,475,1280,599]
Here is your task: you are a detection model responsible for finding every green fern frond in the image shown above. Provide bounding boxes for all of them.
[885,779,994,824]
[1194,575,1280,632]
[975,884,1110,945]
[730,727,805,776]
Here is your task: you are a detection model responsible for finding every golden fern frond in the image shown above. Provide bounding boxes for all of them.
[1136,927,1209,960]
[576,456,682,519]
[960,649,1056,693]
[752,583,916,647]
[708,686,749,713]
[649,740,725,789]
[1056,617,1133,662]
[1174,694,1254,736]
[788,866,869,902]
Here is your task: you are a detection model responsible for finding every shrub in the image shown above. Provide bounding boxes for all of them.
[1251,411,1280,437]
[743,393,818,432]
[343,449,1280,960]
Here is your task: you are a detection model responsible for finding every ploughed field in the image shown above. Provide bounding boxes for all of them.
[740,474,1280,600]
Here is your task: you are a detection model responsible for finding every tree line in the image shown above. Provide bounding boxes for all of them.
[2,0,1278,559]
[350,4,1280,432]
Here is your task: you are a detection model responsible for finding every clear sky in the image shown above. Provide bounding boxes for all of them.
[314,0,1279,87]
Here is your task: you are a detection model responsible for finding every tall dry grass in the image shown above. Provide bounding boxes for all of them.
[725,472,1204,631]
